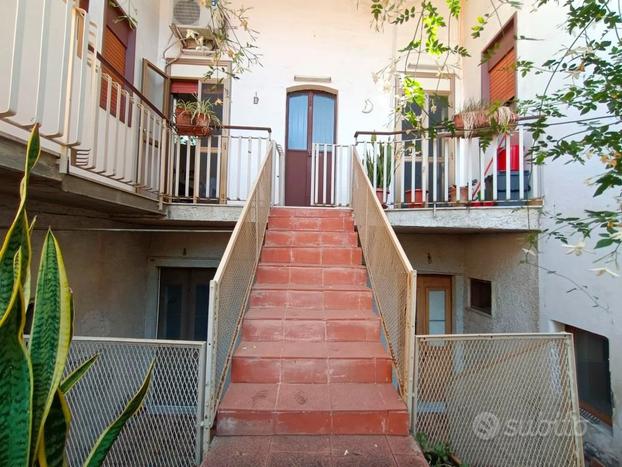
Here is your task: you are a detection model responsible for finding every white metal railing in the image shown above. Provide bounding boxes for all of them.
[63,336,206,466]
[204,141,275,437]
[310,143,352,207]
[414,333,584,466]
[1,0,279,208]
[1,1,97,146]
[165,131,273,204]
[350,146,417,418]
[354,126,543,208]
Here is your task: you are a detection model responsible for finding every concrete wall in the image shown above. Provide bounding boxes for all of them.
[397,232,538,336]
[0,197,230,339]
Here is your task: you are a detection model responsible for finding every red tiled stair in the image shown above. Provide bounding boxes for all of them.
[216,207,409,436]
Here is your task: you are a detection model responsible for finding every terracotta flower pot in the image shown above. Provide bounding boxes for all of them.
[375,188,389,208]
[175,109,192,127]
[449,186,469,203]
[403,189,424,208]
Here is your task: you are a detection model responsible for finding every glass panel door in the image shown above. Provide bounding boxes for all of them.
[157,268,216,341]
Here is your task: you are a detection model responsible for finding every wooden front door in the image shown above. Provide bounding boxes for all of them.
[285,90,336,206]
[416,275,452,335]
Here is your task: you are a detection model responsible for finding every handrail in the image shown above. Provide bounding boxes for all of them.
[88,44,168,121]
[350,146,417,419]
[204,141,275,429]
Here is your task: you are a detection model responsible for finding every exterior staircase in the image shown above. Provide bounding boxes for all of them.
[216,207,409,435]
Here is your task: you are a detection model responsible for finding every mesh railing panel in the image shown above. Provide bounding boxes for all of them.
[206,143,274,423]
[351,149,416,403]
[63,337,206,467]
[414,334,584,467]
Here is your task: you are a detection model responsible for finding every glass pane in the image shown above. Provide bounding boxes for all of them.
[429,321,446,335]
[574,329,612,417]
[194,284,209,340]
[200,82,225,135]
[287,94,308,150]
[429,290,446,322]
[158,284,182,339]
[143,66,166,113]
[312,94,335,145]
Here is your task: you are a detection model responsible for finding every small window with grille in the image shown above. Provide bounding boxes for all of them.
[469,278,492,315]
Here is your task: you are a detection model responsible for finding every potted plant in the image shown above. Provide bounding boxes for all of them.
[175,99,221,136]
[453,99,517,136]
[175,100,195,127]
[449,185,469,203]
[403,188,424,207]
[192,99,221,134]
[364,140,394,206]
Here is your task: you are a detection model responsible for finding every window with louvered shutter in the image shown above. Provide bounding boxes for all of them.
[489,48,516,103]
[482,18,516,104]
[100,1,136,120]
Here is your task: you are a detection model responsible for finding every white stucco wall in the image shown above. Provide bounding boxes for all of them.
[461,1,622,462]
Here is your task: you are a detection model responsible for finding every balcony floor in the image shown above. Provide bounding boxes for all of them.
[385,205,542,233]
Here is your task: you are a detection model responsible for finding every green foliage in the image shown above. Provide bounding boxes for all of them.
[0,126,154,467]
[365,137,396,188]
[519,0,622,263]
[415,432,468,467]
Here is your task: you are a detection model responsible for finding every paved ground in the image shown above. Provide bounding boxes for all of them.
[202,435,428,466]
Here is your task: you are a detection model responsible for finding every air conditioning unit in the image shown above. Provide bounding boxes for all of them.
[171,0,221,50]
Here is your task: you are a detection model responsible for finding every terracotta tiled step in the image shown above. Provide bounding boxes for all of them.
[270,207,353,218]
[245,308,377,321]
[255,264,367,288]
[241,316,380,342]
[265,230,358,247]
[250,286,372,310]
[268,216,355,232]
[260,247,362,266]
[231,341,392,384]
[216,383,408,435]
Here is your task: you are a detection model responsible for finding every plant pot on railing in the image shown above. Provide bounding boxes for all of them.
[174,99,221,137]
[453,100,517,136]
[403,189,424,208]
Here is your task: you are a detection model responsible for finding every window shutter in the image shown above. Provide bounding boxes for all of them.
[101,27,127,115]
[489,48,516,103]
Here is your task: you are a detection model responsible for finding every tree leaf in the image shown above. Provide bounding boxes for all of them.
[0,274,33,467]
[83,361,155,467]
[60,353,99,394]
[28,231,73,463]
[37,389,71,467]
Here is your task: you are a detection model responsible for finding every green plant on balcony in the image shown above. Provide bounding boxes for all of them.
[175,99,221,136]
[0,125,153,467]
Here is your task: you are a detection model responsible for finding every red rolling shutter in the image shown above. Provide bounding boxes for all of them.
[489,48,516,103]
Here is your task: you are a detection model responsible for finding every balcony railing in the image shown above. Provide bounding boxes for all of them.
[307,128,543,210]
[352,126,543,209]
[0,0,278,209]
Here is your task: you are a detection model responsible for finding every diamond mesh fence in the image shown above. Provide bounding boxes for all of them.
[63,337,206,467]
[351,148,417,404]
[206,143,274,424]
[414,333,584,467]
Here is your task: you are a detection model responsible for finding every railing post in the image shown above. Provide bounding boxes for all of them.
[204,280,219,451]
[195,342,207,464]
[564,333,585,466]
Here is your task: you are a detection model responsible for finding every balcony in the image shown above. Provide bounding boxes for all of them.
[0,1,279,225]
[306,128,543,232]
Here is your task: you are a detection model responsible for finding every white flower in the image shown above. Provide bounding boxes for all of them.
[589,267,620,278]
[610,231,622,241]
[563,241,588,256]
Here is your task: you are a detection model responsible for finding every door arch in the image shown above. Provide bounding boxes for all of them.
[284,89,337,206]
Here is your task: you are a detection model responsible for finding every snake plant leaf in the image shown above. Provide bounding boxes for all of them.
[37,389,71,467]
[83,361,155,467]
[60,353,99,394]
[0,125,40,322]
[29,231,73,464]
[0,274,33,467]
